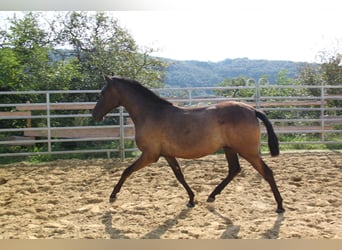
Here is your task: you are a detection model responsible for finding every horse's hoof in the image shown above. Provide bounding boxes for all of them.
[109,196,117,203]
[187,201,195,208]
[276,207,285,213]
[207,196,215,203]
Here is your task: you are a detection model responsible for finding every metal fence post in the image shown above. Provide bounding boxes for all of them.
[188,89,193,105]
[119,107,125,161]
[256,79,261,109]
[321,83,326,141]
[46,92,52,153]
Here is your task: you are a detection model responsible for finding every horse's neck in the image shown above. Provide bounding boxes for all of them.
[119,87,158,124]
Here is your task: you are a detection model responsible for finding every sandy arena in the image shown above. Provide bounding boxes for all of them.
[0,151,341,239]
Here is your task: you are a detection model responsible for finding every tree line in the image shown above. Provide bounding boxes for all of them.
[164,58,304,87]
[1,12,341,95]
[0,12,167,96]
[216,56,342,114]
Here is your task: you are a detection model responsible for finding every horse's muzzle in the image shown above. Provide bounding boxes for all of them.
[92,111,104,122]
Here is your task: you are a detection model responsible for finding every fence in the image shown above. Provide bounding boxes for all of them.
[0,83,341,160]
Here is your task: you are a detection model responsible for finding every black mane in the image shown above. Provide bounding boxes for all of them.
[115,77,173,106]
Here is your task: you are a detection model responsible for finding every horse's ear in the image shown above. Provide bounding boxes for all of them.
[104,75,112,83]
[104,72,115,83]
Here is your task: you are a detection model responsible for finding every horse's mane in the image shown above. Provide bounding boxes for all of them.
[116,77,173,106]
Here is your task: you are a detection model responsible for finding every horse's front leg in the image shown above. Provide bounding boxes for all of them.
[109,153,158,203]
[164,156,195,207]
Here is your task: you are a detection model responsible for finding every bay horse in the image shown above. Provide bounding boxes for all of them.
[92,75,285,213]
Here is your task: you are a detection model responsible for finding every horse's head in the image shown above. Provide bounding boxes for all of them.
[92,75,121,121]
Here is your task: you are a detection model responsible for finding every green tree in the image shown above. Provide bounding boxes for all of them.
[0,11,168,113]
[0,47,22,91]
[215,71,313,120]
[215,76,255,98]
[0,11,167,92]
[0,12,81,92]
[299,49,342,114]
[0,12,49,91]
[60,12,167,89]
[261,70,307,97]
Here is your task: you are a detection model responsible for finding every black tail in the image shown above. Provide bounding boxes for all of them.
[255,110,279,156]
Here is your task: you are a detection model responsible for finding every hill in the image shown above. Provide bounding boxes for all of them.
[50,50,306,87]
[163,57,305,87]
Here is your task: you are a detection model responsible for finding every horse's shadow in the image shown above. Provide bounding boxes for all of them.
[101,211,130,239]
[101,207,191,239]
[206,206,241,239]
[141,207,191,239]
[207,206,284,239]
[102,205,283,239]
[259,213,284,239]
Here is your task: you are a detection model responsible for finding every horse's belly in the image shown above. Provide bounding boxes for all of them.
[161,129,224,159]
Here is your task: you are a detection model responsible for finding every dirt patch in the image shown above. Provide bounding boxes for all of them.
[0,151,341,239]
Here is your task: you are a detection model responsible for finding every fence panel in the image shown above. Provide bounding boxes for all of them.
[0,83,341,160]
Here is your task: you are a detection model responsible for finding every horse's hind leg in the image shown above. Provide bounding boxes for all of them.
[207,147,241,203]
[164,156,195,207]
[243,154,285,213]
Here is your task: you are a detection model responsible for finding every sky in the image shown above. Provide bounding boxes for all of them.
[112,8,341,63]
[1,0,341,63]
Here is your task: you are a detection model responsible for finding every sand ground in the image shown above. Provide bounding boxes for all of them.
[0,151,341,239]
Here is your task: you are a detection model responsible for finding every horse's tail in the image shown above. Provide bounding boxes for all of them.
[255,110,279,157]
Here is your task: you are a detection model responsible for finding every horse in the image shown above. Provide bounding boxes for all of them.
[92,75,285,213]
